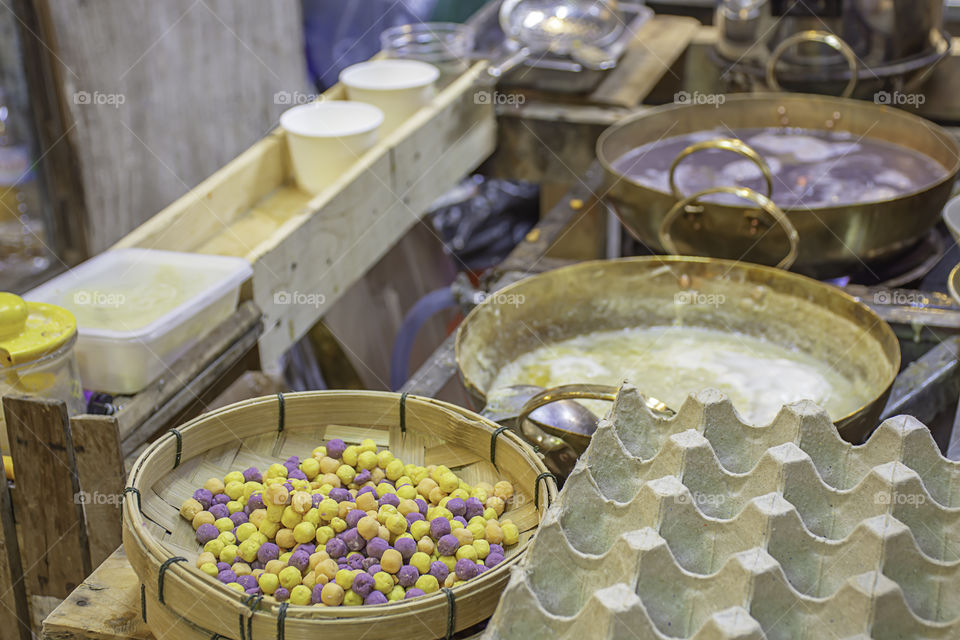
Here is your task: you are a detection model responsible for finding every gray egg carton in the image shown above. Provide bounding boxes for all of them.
[483,385,960,639]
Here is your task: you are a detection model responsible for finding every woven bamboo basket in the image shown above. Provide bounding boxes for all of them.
[122,391,554,640]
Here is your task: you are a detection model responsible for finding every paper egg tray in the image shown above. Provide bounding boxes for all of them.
[483,385,960,640]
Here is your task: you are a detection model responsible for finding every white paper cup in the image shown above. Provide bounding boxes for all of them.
[340,59,440,134]
[280,101,384,195]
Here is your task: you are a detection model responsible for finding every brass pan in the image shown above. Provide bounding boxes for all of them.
[597,94,960,278]
[456,257,901,445]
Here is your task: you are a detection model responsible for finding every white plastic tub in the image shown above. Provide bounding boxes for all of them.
[26,248,252,394]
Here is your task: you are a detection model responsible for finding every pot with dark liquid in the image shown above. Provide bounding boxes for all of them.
[597,94,960,277]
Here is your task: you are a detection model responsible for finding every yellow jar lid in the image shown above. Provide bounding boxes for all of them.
[0,292,77,367]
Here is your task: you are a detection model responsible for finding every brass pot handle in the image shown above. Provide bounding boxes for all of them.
[765,30,858,99]
[516,383,674,450]
[668,138,774,201]
[659,185,800,271]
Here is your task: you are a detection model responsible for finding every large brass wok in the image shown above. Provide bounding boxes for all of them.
[455,257,901,444]
[597,94,960,278]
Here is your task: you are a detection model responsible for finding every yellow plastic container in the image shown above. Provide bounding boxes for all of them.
[0,292,85,451]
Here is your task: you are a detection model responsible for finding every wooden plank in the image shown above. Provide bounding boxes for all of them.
[71,416,124,568]
[41,547,151,640]
[252,63,496,364]
[590,15,701,107]
[3,396,90,600]
[0,451,32,640]
[34,0,308,254]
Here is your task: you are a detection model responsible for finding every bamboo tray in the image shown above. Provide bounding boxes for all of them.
[122,391,553,640]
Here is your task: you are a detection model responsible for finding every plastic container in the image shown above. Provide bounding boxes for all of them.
[0,292,84,450]
[340,59,439,133]
[280,101,384,195]
[26,248,252,395]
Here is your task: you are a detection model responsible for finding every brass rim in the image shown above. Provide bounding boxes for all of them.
[658,185,800,270]
[948,263,960,306]
[765,30,859,99]
[668,138,774,201]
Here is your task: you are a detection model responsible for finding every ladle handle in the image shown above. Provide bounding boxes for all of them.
[659,185,800,271]
[668,138,774,201]
[516,383,673,451]
[765,30,858,99]
[487,46,531,78]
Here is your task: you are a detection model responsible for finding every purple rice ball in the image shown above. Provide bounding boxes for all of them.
[288,550,310,573]
[437,534,459,557]
[245,587,261,596]
[489,544,504,557]
[326,538,347,559]
[365,591,388,605]
[212,493,231,506]
[405,512,424,526]
[445,498,466,517]
[326,439,347,459]
[283,482,294,493]
[366,564,382,575]
[455,558,478,580]
[257,542,280,564]
[430,518,451,540]
[217,569,237,584]
[346,554,364,571]
[237,574,258,590]
[464,497,484,519]
[342,528,366,552]
[352,572,375,598]
[247,492,265,511]
[397,565,419,588]
[288,469,307,481]
[311,583,325,604]
[229,512,248,527]
[286,455,300,467]
[345,509,367,528]
[193,489,213,509]
[415,499,428,516]
[452,516,467,527]
[274,587,290,602]
[196,523,219,545]
[243,467,262,483]
[311,493,325,508]
[216,562,231,573]
[208,503,229,520]
[354,469,372,485]
[357,486,376,497]
[404,588,425,600]
[366,537,390,560]
[378,493,400,508]
[298,543,316,555]
[362,556,379,570]
[329,488,351,503]
[475,564,489,575]
[394,537,417,562]
[250,560,264,570]
[428,561,449,584]
[485,553,505,569]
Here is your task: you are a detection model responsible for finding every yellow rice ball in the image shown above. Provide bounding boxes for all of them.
[415,575,439,594]
[258,572,279,594]
[200,562,218,577]
[360,439,377,453]
[342,446,359,467]
[279,566,302,590]
[289,584,312,605]
[294,522,317,544]
[357,450,378,471]
[343,589,363,606]
[300,457,320,480]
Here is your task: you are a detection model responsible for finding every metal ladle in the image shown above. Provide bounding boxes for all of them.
[489,0,629,77]
[483,383,675,453]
